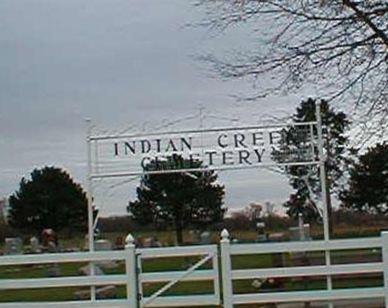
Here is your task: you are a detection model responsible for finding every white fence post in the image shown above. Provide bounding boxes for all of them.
[220,229,233,308]
[125,233,138,308]
[381,232,388,308]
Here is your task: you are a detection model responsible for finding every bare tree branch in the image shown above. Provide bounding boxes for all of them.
[343,0,388,47]
[195,0,388,140]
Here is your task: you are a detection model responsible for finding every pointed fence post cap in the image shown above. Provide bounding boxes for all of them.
[125,233,135,246]
[221,229,230,240]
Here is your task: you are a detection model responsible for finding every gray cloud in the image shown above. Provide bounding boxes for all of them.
[0,0,298,215]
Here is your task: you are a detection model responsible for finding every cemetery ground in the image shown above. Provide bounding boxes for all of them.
[0,224,386,306]
[0,250,383,305]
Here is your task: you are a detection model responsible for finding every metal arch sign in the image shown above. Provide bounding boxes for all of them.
[85,102,331,266]
[88,121,319,179]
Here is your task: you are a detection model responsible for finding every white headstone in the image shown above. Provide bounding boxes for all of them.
[30,236,41,253]
[289,224,311,241]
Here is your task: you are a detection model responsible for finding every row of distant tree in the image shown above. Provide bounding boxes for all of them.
[6,99,388,244]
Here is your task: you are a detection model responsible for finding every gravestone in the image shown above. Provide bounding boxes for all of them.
[5,238,23,255]
[289,223,311,266]
[47,241,58,253]
[94,239,112,251]
[94,239,118,269]
[143,236,162,248]
[256,222,267,242]
[267,232,285,242]
[79,264,104,276]
[251,279,265,289]
[289,224,311,241]
[114,236,125,250]
[47,264,61,277]
[289,221,312,301]
[84,234,89,250]
[30,236,41,254]
[200,231,211,244]
[142,237,153,248]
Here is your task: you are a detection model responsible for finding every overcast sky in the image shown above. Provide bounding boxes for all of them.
[0,0,313,216]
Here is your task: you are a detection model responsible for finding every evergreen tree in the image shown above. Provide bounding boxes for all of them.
[283,194,322,224]
[340,143,388,215]
[8,167,88,234]
[127,155,225,245]
[276,98,349,223]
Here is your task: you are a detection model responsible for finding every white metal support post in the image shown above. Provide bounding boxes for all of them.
[85,118,96,301]
[315,101,333,307]
[220,229,233,308]
[125,234,138,308]
[212,247,221,306]
[381,232,388,308]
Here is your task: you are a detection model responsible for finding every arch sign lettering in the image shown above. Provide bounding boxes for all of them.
[88,122,319,179]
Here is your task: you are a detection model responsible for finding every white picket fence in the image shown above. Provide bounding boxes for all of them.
[1,231,388,307]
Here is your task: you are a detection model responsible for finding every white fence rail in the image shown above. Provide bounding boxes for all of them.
[1,231,388,307]
[0,237,220,308]
[137,244,220,307]
[220,229,388,308]
[0,235,137,308]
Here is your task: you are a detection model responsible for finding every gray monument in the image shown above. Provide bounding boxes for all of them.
[5,237,23,255]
